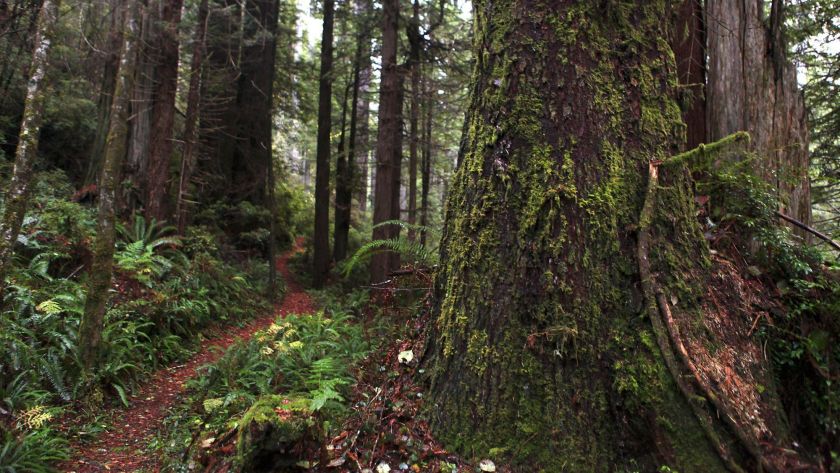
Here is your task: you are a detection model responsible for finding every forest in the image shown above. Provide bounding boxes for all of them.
[0,0,839,472]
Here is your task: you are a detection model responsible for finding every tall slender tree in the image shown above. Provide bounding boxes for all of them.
[176,0,209,234]
[85,0,123,186]
[312,0,335,287]
[79,0,135,371]
[145,0,184,221]
[0,0,61,300]
[370,0,402,283]
[334,75,353,262]
[406,0,421,241]
[353,0,372,212]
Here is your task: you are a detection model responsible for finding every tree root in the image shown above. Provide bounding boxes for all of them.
[637,161,775,473]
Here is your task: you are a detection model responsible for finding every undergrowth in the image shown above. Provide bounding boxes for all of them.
[0,170,276,472]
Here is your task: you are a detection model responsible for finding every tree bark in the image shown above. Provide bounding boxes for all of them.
[370,0,402,283]
[420,63,432,246]
[312,0,335,288]
[123,1,155,215]
[85,0,122,186]
[706,0,811,232]
[175,0,209,234]
[0,0,60,300]
[425,1,750,470]
[406,0,421,241]
[264,0,280,301]
[145,0,184,222]
[671,0,706,150]
[334,76,353,262]
[353,0,372,212]
[79,0,135,372]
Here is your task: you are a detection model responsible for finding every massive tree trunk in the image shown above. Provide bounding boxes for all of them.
[176,0,209,234]
[706,0,811,230]
[0,0,60,299]
[312,0,334,288]
[145,0,184,222]
[425,2,808,471]
[370,0,402,283]
[79,0,135,371]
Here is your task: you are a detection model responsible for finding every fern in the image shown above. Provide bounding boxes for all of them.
[341,235,436,276]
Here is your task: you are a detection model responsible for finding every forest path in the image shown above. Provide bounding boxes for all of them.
[59,241,315,473]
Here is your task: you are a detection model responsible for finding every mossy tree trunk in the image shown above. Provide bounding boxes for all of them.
[0,0,60,300]
[79,0,135,372]
[425,1,741,471]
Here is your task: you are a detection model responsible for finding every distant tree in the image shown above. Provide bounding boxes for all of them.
[79,0,135,371]
[145,0,184,221]
[175,0,210,234]
[370,0,402,283]
[0,0,61,300]
[312,0,335,288]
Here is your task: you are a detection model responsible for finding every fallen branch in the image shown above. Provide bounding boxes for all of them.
[774,211,840,254]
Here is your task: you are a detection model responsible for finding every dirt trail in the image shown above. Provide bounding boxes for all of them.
[59,243,315,473]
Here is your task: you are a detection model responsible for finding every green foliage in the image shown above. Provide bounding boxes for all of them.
[0,428,69,473]
[158,303,372,469]
[693,149,840,457]
[341,220,437,276]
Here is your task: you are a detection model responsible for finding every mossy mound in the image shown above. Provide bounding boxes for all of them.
[235,395,314,472]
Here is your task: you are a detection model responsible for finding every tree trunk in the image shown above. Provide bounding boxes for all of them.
[424,2,780,471]
[370,0,402,283]
[145,0,184,222]
[175,0,209,234]
[671,0,705,151]
[85,0,122,186]
[312,0,335,288]
[353,0,372,212]
[406,0,421,241]
[420,63,432,246]
[0,0,60,300]
[79,0,135,372]
[706,0,811,232]
[334,76,353,262]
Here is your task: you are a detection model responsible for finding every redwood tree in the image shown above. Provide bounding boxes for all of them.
[312,0,335,288]
[145,0,184,221]
[369,0,402,283]
[425,1,807,471]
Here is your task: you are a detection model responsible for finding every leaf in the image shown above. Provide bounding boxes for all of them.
[479,459,496,472]
[398,350,414,364]
[113,383,130,407]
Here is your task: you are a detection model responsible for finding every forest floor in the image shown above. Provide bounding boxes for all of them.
[57,242,315,473]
